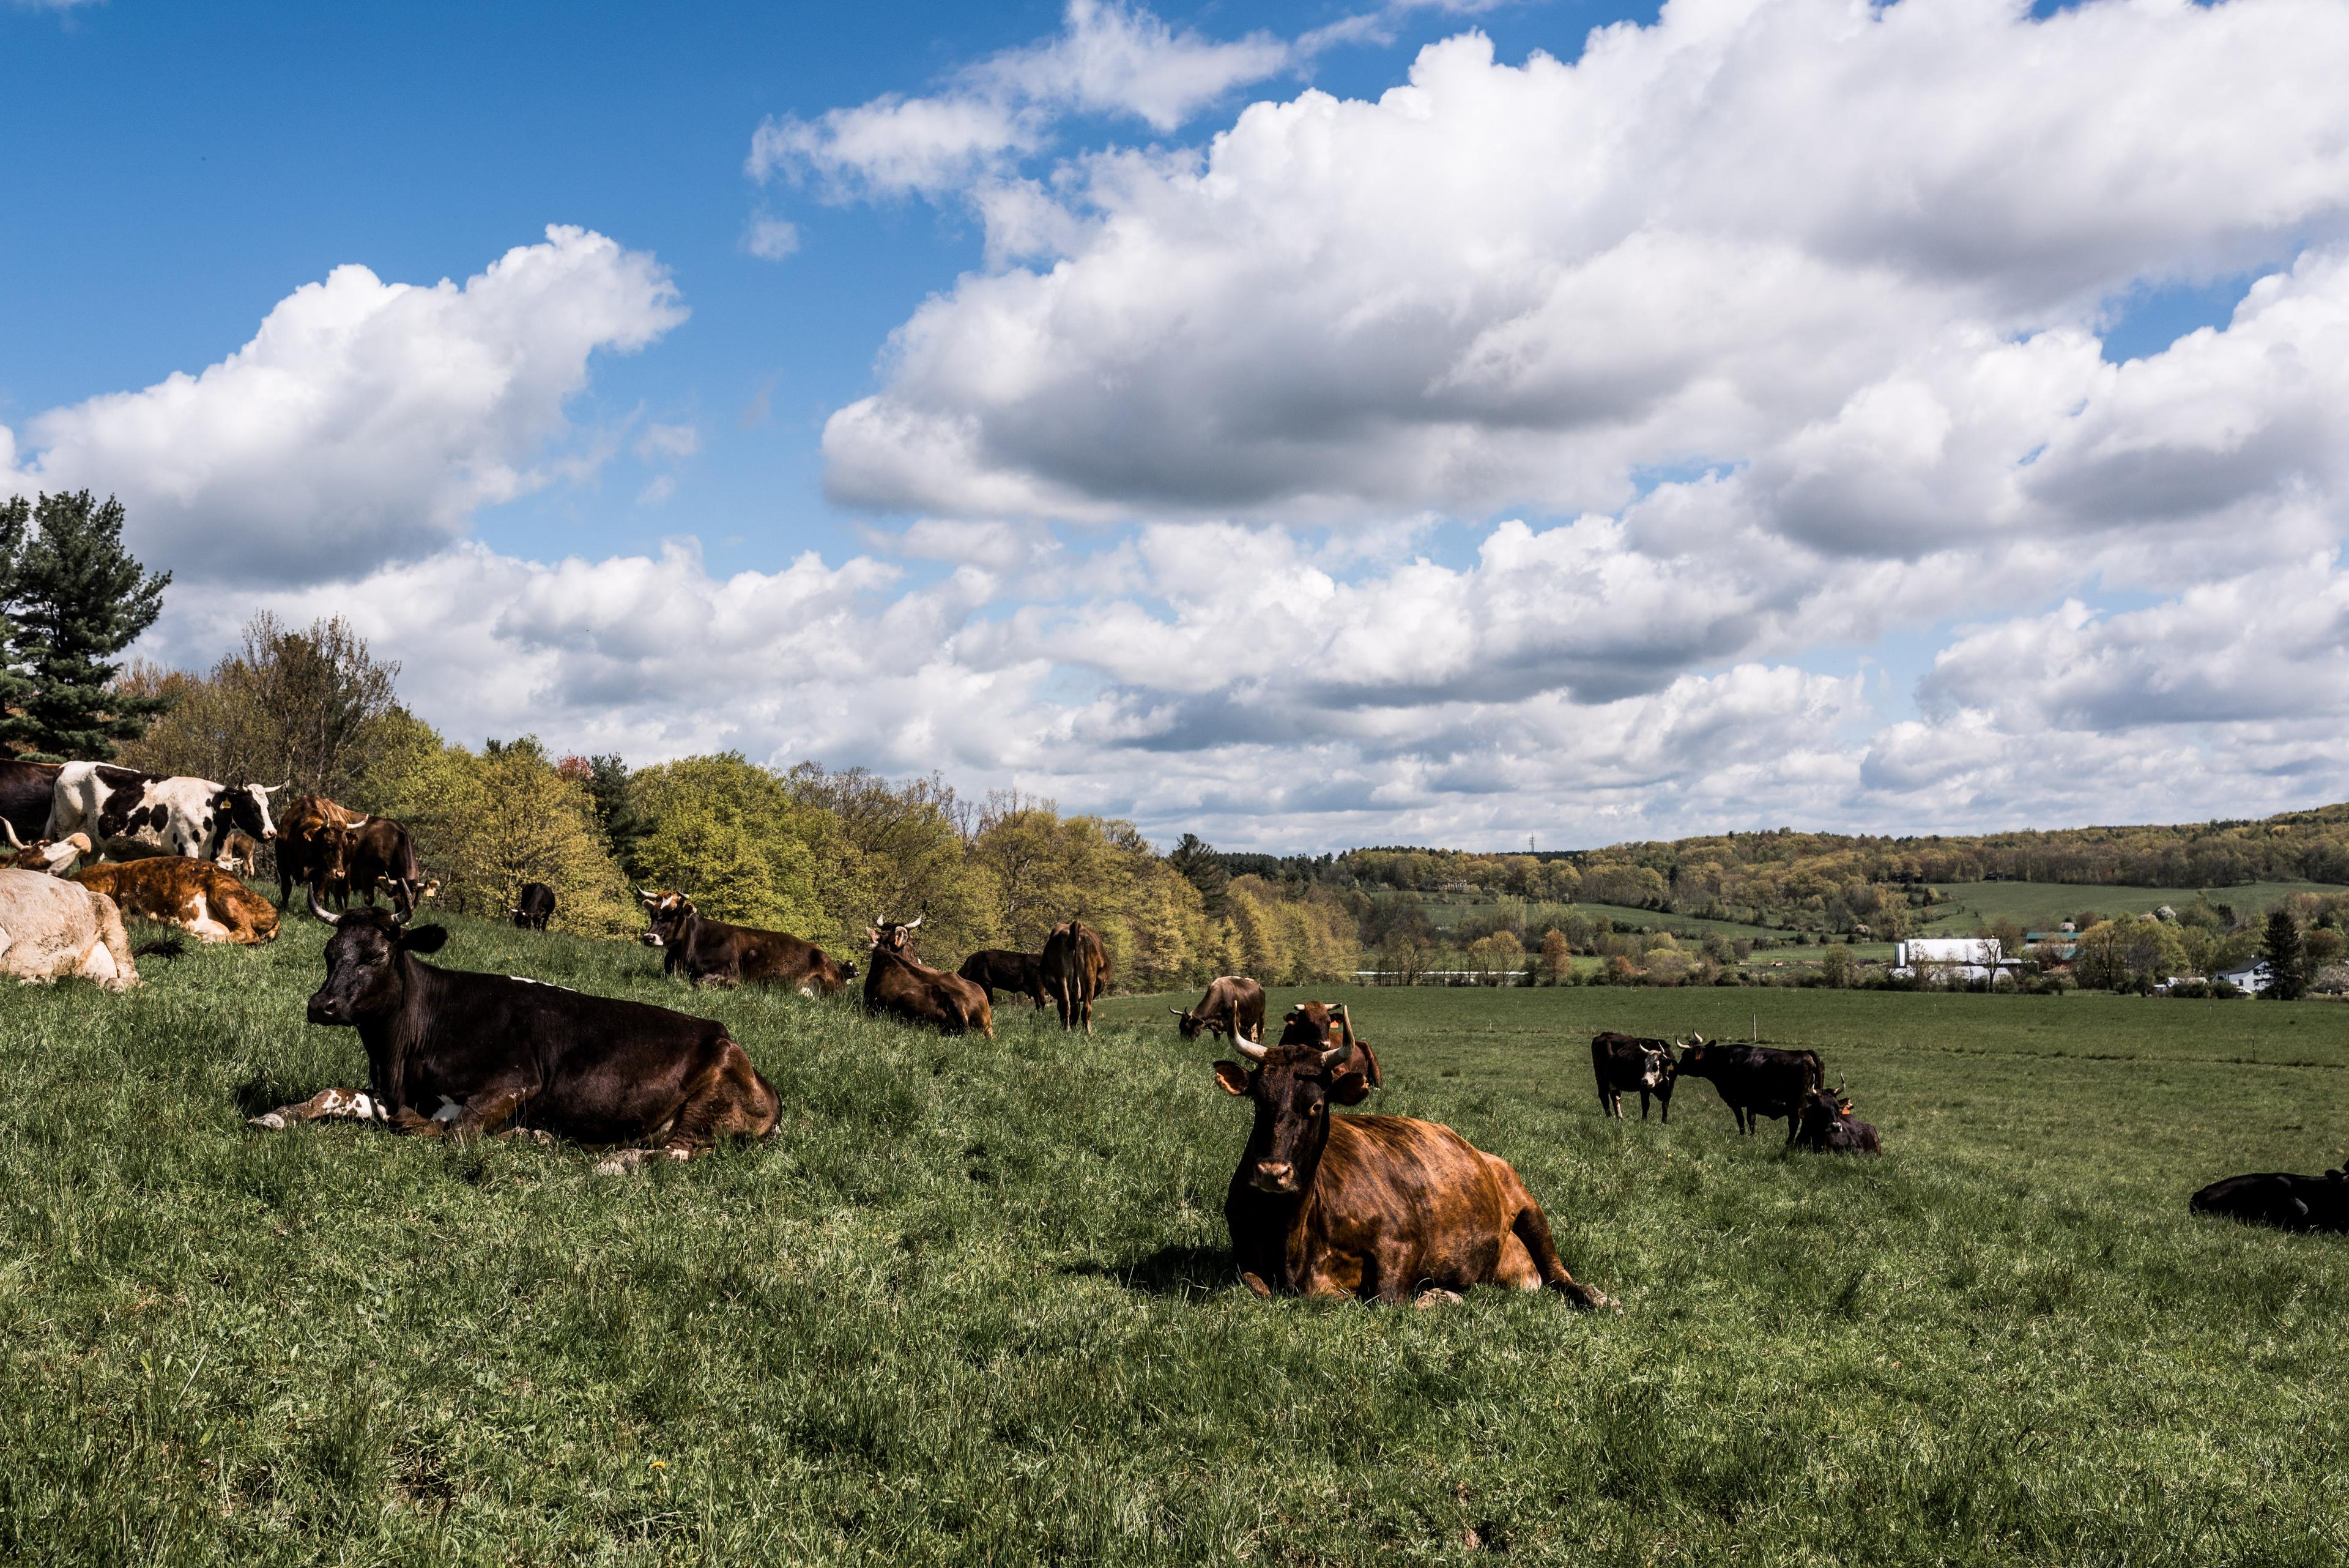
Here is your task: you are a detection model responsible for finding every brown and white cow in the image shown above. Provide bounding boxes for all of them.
[864,917,993,1036]
[0,867,140,990]
[1211,1016,1611,1308]
[75,857,281,945]
[639,889,856,995]
[49,762,282,861]
[1173,975,1267,1043]
[1041,918,1111,1035]
[1,820,92,875]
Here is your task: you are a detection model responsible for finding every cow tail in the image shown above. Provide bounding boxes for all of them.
[134,937,188,960]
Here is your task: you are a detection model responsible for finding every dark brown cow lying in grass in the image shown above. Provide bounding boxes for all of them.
[639,889,855,995]
[251,898,779,1173]
[1212,1016,1611,1309]
[1792,1082,1882,1154]
[2191,1169,2349,1233]
[864,917,993,1036]
[1172,975,1266,1043]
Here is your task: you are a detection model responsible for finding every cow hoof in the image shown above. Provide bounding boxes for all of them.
[1239,1270,1274,1299]
[247,1112,286,1131]
[1575,1286,1620,1313]
[1414,1288,1465,1309]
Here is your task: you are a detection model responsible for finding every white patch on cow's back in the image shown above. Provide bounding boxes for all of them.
[507,975,576,992]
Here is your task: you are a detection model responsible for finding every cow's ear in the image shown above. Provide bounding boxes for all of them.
[399,924,450,954]
[1211,1061,1251,1096]
[1329,1070,1373,1105]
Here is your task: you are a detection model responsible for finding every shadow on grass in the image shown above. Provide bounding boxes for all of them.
[1063,1244,1232,1297]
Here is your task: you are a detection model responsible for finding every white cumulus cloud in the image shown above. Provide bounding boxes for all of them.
[3,226,685,584]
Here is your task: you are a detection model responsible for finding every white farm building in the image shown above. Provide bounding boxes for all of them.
[1893,938,2010,983]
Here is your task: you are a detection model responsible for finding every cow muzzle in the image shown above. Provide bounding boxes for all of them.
[639,934,664,948]
[306,995,347,1025]
[1250,1161,1300,1194]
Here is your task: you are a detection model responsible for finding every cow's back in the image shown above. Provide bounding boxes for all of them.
[1261,1115,1514,1292]
[0,869,137,989]
[1,759,61,841]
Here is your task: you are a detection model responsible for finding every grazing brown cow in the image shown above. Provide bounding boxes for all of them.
[864,917,993,1036]
[252,897,777,1173]
[1040,919,1111,1034]
[275,793,368,908]
[958,948,1048,1011]
[1172,975,1266,1043]
[1278,1000,1382,1088]
[1211,1017,1611,1308]
[2,821,91,874]
[639,889,856,995]
[75,857,281,945]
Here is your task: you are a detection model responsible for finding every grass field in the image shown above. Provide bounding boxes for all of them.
[1416,896,1786,942]
[5,910,2349,1564]
[1918,879,2347,934]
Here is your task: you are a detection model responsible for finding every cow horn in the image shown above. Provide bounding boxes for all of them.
[1170,1008,1186,1017]
[0,819,21,848]
[1236,1038,1269,1062]
[1319,1040,1356,1071]
[306,890,344,927]
[904,915,923,930]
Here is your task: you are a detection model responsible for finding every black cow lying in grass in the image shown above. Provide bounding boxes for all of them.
[2190,1169,2349,1233]
[1792,1083,1882,1154]
[1673,1036,1824,1144]
[251,897,779,1173]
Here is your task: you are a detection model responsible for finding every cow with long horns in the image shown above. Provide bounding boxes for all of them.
[1212,1013,1611,1307]
[250,894,779,1172]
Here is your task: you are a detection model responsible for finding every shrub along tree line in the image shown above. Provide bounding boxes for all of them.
[106,613,1354,989]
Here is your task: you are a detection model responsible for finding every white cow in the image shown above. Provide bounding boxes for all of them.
[47,762,282,861]
[0,868,139,990]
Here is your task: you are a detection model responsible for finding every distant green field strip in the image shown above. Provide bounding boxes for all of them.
[1413,896,1784,938]
[1921,879,2347,932]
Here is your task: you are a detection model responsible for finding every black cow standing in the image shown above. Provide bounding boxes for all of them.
[250,896,779,1172]
[1672,1036,1825,1145]
[2191,1170,2349,1233]
[1590,1031,1676,1121]
[513,882,556,931]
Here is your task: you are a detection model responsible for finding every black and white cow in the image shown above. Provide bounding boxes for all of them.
[48,762,283,862]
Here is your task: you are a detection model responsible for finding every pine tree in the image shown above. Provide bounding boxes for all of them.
[2261,908,2307,1001]
[0,496,36,735]
[0,491,171,760]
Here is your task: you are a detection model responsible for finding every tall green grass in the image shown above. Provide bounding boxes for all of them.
[1,912,2344,1563]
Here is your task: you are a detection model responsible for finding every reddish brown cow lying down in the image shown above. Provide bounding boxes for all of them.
[73,857,280,945]
[1213,1024,1611,1309]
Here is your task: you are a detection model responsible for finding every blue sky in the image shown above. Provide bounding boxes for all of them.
[5,0,2347,850]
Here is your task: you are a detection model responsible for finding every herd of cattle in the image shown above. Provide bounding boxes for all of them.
[1,756,2340,1297]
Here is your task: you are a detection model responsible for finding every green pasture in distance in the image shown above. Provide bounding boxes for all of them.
[1918,879,2349,934]
[1414,895,1786,942]
[5,911,2348,1564]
